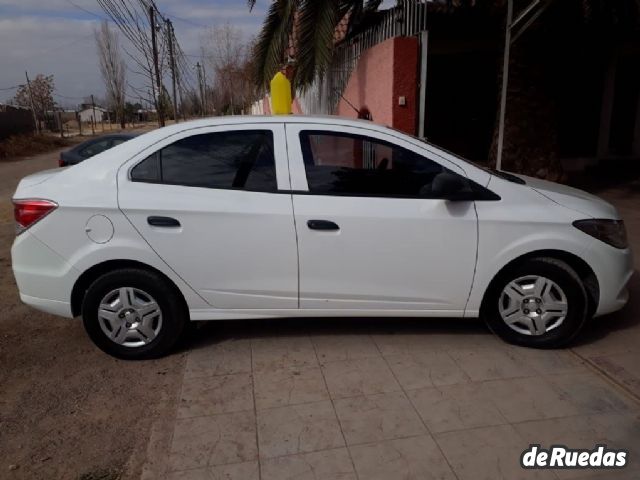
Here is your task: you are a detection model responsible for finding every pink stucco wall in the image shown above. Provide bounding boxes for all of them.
[336,36,418,135]
[292,98,303,114]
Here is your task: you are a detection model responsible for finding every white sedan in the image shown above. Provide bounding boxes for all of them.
[11,116,633,358]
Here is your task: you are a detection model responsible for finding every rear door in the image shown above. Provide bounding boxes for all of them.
[285,123,478,313]
[118,123,299,309]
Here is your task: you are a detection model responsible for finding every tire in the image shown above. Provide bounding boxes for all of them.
[82,268,187,359]
[481,257,588,349]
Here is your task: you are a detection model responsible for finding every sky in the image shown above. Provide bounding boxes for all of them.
[0,0,399,108]
[0,0,273,107]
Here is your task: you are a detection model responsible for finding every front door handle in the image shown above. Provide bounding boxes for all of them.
[147,216,181,227]
[307,219,339,231]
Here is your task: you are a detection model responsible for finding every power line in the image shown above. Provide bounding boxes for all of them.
[54,92,86,100]
[0,85,22,91]
[63,0,109,21]
[163,12,210,30]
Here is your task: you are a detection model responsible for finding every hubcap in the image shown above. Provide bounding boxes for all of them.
[97,287,162,348]
[498,275,568,336]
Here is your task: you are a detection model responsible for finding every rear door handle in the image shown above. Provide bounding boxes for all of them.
[307,219,339,231]
[147,216,181,227]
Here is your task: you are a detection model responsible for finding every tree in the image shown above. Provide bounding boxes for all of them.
[13,74,55,127]
[95,20,127,128]
[96,0,170,127]
[248,0,383,91]
[124,101,141,124]
[201,23,255,114]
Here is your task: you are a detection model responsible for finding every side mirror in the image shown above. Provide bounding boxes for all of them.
[429,171,474,201]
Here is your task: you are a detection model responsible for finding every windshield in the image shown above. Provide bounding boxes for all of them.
[396,128,528,185]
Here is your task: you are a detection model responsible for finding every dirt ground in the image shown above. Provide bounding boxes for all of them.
[0,143,186,480]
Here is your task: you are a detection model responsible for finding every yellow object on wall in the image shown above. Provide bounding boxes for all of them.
[270,72,292,115]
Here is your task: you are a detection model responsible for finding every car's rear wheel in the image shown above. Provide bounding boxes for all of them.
[482,257,589,348]
[82,268,187,359]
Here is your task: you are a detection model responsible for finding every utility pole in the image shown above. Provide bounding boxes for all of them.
[166,19,179,123]
[496,0,513,171]
[196,62,205,117]
[91,94,96,135]
[202,63,209,116]
[57,110,64,138]
[177,69,186,121]
[149,5,165,127]
[25,71,40,134]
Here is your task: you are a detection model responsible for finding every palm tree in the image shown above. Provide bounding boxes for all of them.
[247,0,383,91]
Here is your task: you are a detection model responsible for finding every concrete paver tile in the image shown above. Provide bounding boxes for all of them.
[321,356,401,399]
[448,347,539,381]
[589,351,640,399]
[407,382,507,433]
[311,334,380,363]
[435,424,557,480]
[349,434,456,480]
[252,336,319,372]
[178,373,253,419]
[257,400,344,459]
[254,365,329,410]
[185,339,252,379]
[513,413,640,479]
[166,461,259,480]
[385,351,470,390]
[169,411,257,471]
[506,346,588,376]
[261,447,357,480]
[545,372,635,415]
[482,376,580,423]
[372,331,500,357]
[334,391,426,445]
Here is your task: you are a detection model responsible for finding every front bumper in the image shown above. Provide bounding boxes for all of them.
[588,240,634,317]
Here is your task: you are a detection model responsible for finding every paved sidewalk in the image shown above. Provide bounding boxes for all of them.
[148,187,640,480]
[154,319,640,480]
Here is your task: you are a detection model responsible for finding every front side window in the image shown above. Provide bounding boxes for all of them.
[131,130,277,192]
[299,131,447,197]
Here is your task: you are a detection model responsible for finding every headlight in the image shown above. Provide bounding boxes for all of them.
[573,219,627,249]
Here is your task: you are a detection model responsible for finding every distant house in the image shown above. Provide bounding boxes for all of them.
[78,105,108,123]
[136,108,157,122]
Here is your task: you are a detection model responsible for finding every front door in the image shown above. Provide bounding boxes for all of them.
[285,124,478,313]
[118,123,298,309]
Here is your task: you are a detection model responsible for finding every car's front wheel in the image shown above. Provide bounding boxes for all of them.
[82,268,187,359]
[482,257,589,348]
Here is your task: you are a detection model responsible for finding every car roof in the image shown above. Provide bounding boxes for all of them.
[128,115,392,146]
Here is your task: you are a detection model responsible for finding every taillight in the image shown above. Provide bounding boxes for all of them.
[58,154,64,167]
[13,199,58,234]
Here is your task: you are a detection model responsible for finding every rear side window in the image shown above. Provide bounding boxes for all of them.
[131,130,277,192]
[299,131,446,197]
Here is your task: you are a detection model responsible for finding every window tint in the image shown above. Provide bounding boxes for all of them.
[130,130,277,192]
[131,152,160,182]
[299,131,447,197]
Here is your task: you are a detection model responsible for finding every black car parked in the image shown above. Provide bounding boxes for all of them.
[59,133,136,167]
